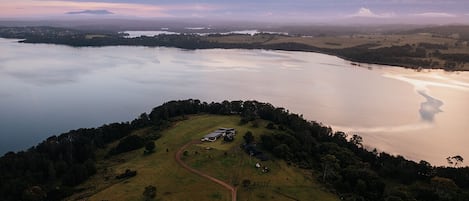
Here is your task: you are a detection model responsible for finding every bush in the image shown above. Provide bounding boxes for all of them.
[243,131,254,144]
[144,141,156,154]
[239,117,249,125]
[108,135,144,155]
[115,169,137,179]
[61,164,89,186]
[251,119,260,127]
[242,179,251,188]
[266,122,275,129]
[144,132,161,141]
[143,185,157,201]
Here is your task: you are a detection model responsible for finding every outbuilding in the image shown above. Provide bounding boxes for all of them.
[201,128,236,142]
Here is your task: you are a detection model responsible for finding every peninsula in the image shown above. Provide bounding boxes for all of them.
[1,25,468,71]
[1,100,468,201]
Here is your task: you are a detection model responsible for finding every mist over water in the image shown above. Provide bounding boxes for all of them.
[0,38,468,165]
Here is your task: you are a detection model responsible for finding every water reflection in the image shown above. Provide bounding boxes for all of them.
[418,91,443,122]
[0,38,469,165]
[383,73,469,92]
[333,122,433,133]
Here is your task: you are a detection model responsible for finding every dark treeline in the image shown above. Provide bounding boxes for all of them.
[0,122,133,201]
[2,26,467,71]
[332,44,434,69]
[1,99,469,201]
[16,33,441,70]
[19,34,466,71]
[236,100,469,201]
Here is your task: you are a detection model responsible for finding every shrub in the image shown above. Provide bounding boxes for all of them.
[242,179,251,188]
[266,122,275,129]
[115,169,137,179]
[143,185,157,201]
[144,141,156,154]
[108,135,144,155]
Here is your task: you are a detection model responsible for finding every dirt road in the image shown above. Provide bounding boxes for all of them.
[175,140,237,201]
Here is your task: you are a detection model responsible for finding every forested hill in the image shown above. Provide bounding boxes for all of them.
[1,26,469,71]
[1,99,469,201]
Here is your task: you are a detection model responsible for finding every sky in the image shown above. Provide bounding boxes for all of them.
[1,0,468,24]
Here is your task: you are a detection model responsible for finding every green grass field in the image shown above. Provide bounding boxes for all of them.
[66,115,339,201]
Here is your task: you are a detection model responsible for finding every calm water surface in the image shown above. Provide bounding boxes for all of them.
[1,38,468,165]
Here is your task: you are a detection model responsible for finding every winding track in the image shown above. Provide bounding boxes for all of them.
[175,140,237,201]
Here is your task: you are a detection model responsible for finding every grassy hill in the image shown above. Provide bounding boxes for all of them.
[3,99,469,201]
[66,115,339,201]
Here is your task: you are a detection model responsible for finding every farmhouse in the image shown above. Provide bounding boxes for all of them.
[201,128,236,142]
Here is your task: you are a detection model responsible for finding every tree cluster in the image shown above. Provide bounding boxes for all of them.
[1,99,468,201]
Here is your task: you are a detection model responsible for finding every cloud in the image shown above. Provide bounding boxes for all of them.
[0,0,218,18]
[413,12,456,17]
[349,7,395,18]
[417,91,443,122]
[66,9,113,15]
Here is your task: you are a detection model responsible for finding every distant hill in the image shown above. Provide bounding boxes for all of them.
[65,10,114,15]
[1,25,469,71]
[403,25,469,40]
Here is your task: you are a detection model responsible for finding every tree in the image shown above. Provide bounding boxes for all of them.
[22,186,46,201]
[273,144,291,159]
[446,155,464,167]
[350,134,363,148]
[115,169,137,179]
[417,160,433,178]
[109,135,145,155]
[144,141,156,154]
[431,176,459,200]
[266,122,275,129]
[321,154,340,182]
[251,119,260,127]
[384,196,403,201]
[143,185,157,201]
[333,131,347,143]
[62,164,89,186]
[242,179,251,188]
[260,134,274,151]
[243,131,254,144]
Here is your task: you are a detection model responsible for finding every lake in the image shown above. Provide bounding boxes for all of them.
[1,38,468,165]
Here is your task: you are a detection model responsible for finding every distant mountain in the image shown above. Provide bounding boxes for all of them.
[66,10,114,15]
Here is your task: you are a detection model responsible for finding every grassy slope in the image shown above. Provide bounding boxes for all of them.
[206,34,459,49]
[66,115,339,201]
[205,34,469,70]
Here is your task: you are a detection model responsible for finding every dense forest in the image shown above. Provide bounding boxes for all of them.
[1,99,468,201]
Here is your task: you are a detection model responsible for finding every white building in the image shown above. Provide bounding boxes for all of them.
[201,128,236,142]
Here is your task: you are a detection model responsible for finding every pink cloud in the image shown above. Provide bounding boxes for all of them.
[412,12,456,18]
[348,7,395,18]
[0,0,218,18]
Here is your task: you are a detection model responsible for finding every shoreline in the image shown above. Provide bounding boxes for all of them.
[3,36,466,72]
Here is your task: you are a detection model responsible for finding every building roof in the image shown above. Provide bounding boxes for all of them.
[202,128,235,139]
[219,127,235,131]
[203,131,224,138]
